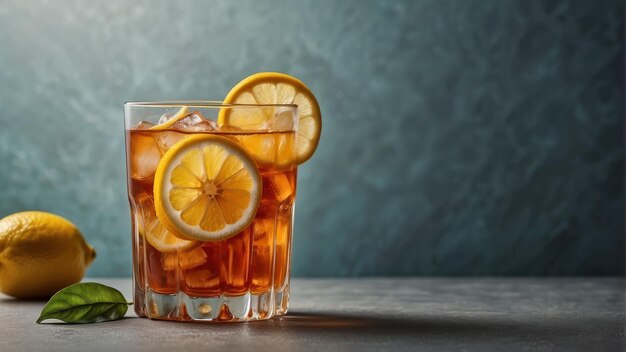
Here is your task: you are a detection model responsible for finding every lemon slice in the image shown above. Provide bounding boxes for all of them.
[136,194,198,252]
[218,72,322,164]
[145,215,199,252]
[235,131,296,170]
[150,106,189,130]
[154,135,262,241]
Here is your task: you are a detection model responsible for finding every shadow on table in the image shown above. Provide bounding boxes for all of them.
[267,311,515,336]
[255,310,625,342]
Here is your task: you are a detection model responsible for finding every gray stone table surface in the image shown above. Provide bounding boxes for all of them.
[0,278,623,352]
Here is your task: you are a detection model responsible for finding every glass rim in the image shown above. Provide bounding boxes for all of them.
[124,100,298,108]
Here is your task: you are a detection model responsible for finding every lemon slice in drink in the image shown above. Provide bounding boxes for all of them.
[145,215,199,252]
[150,106,189,130]
[154,135,262,241]
[136,194,198,252]
[218,72,322,164]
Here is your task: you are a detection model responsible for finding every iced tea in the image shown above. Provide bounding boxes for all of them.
[125,104,297,322]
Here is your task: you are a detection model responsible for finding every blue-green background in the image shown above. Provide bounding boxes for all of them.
[0,0,622,277]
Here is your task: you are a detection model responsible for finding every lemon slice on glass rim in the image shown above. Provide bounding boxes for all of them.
[154,134,262,241]
[218,72,322,164]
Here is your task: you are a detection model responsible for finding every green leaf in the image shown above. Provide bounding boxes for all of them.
[36,282,132,324]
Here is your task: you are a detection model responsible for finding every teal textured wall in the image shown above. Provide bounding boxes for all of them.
[0,0,622,277]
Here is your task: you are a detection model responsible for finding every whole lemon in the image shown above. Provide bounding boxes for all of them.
[0,211,96,299]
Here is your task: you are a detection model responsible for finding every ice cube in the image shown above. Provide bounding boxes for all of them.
[133,192,155,235]
[154,131,185,154]
[186,120,217,132]
[134,121,155,130]
[183,269,219,289]
[263,173,293,202]
[268,109,295,131]
[130,133,161,180]
[182,112,205,124]
[255,199,277,218]
[171,112,217,132]
[162,247,208,271]
[277,201,293,218]
[158,112,176,125]
[134,192,155,217]
[252,218,274,240]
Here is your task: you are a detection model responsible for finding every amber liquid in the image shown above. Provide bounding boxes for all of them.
[126,129,296,302]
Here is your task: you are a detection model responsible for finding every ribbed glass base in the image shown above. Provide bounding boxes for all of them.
[134,285,289,322]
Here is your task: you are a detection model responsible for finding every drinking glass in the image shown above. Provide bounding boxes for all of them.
[124,101,297,322]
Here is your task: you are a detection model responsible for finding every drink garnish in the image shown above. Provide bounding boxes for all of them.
[153,135,262,241]
[219,72,322,164]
